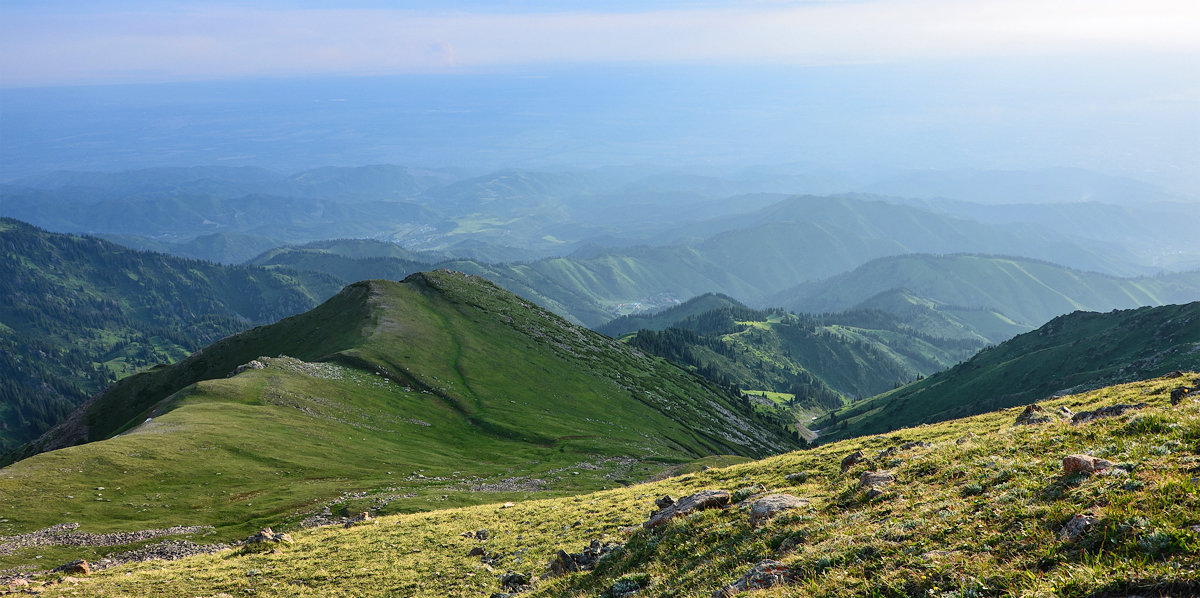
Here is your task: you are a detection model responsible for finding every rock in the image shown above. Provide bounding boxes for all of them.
[712,559,795,597]
[840,451,864,472]
[1071,403,1149,424]
[1056,406,1075,419]
[7,578,29,589]
[860,471,895,499]
[654,495,675,510]
[475,529,490,540]
[230,359,267,376]
[547,550,578,577]
[644,489,731,529]
[732,484,766,503]
[1171,386,1195,405]
[900,441,930,450]
[243,527,293,546]
[784,472,808,484]
[875,446,897,460]
[501,502,516,509]
[52,559,91,575]
[748,494,807,526]
[1062,454,1116,475]
[1060,514,1097,541]
[1015,404,1054,425]
[469,546,486,557]
[500,571,531,593]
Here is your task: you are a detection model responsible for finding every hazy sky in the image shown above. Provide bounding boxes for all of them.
[3,0,1197,85]
[1,1,1197,189]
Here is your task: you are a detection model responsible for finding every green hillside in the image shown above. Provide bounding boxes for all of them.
[0,218,343,452]
[817,301,1200,443]
[20,374,1200,597]
[625,305,985,413]
[0,271,798,569]
[774,253,1200,342]
[97,232,283,265]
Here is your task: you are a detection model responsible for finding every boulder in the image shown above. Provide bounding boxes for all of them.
[52,560,90,575]
[712,560,795,597]
[1062,454,1115,475]
[500,571,531,593]
[243,527,293,546]
[1171,386,1195,405]
[860,471,895,499]
[644,489,730,529]
[748,494,807,526]
[654,495,675,510]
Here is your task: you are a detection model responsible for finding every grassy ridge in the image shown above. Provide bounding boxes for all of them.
[26,374,1200,597]
[0,272,798,570]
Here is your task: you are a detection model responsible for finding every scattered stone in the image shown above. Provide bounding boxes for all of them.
[1057,406,1075,419]
[52,559,90,575]
[654,496,675,510]
[712,559,795,597]
[230,359,266,376]
[1062,454,1116,475]
[1015,404,1054,425]
[748,494,807,526]
[900,441,929,450]
[499,571,531,593]
[644,489,731,529]
[840,451,864,472]
[1071,403,1149,424]
[1060,514,1098,541]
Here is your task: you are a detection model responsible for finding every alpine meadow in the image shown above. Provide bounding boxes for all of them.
[1,1,1199,596]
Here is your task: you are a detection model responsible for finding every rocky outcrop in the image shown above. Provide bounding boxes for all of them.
[1071,403,1149,424]
[546,540,622,577]
[51,559,90,575]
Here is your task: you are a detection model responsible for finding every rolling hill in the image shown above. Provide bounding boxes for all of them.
[0,218,343,452]
[0,271,799,570]
[815,301,1200,443]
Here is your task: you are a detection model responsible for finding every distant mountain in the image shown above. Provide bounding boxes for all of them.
[772,254,1200,342]
[862,167,1183,205]
[816,301,1200,442]
[96,232,283,265]
[0,218,343,451]
[0,272,799,561]
[596,293,748,337]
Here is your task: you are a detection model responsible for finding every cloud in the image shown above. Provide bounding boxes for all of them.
[1,0,1197,86]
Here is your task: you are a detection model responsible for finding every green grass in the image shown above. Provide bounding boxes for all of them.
[21,373,1200,597]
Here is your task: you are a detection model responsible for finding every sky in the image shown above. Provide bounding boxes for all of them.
[0,1,1197,190]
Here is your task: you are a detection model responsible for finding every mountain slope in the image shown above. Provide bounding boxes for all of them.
[0,271,799,567]
[596,293,748,337]
[0,218,343,451]
[817,301,1200,442]
[773,253,1200,342]
[22,374,1200,597]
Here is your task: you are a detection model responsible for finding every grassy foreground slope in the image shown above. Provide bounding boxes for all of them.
[27,374,1200,597]
[818,302,1200,443]
[0,271,797,569]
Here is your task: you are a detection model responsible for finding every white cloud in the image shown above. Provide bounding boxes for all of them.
[1,0,1197,85]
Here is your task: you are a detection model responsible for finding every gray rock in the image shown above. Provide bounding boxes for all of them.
[840,451,864,472]
[644,489,730,529]
[1015,404,1054,425]
[1060,514,1098,541]
[1071,403,1149,424]
[712,559,795,597]
[748,494,807,526]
